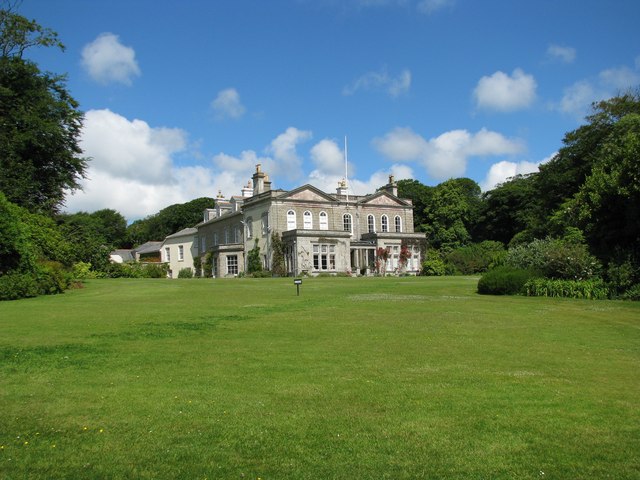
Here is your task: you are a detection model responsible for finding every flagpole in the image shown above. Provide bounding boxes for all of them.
[344,136,349,203]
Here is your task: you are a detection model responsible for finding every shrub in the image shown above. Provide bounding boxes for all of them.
[248,270,272,278]
[178,268,193,278]
[202,253,213,278]
[477,266,538,295]
[421,250,446,276]
[525,278,609,299]
[0,272,39,300]
[72,261,97,279]
[446,241,506,274]
[621,284,640,301]
[505,237,601,280]
[35,261,71,294]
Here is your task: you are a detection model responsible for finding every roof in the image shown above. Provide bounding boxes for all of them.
[165,227,197,239]
[109,249,135,262]
[133,241,163,255]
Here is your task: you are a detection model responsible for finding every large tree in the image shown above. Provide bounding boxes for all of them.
[0,5,86,214]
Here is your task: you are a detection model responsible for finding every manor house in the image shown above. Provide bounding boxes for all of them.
[162,164,425,277]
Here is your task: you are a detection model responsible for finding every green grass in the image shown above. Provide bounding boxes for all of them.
[1,277,639,479]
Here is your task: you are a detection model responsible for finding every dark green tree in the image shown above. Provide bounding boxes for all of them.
[0,6,86,214]
[397,178,433,231]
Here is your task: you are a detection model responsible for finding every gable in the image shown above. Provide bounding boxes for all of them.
[280,185,335,202]
[359,191,408,207]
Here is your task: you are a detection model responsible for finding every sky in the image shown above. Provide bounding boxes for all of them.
[17,0,640,221]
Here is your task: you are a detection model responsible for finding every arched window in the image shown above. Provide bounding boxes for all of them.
[395,215,402,232]
[367,214,375,233]
[319,211,328,230]
[286,210,296,231]
[343,213,352,233]
[303,211,313,230]
[381,215,389,232]
[245,217,253,239]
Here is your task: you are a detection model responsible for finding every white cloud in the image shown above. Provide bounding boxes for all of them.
[265,127,313,181]
[374,126,524,180]
[417,0,455,14]
[81,33,141,85]
[310,139,347,176]
[481,152,554,191]
[211,88,246,120]
[308,163,414,196]
[473,68,537,112]
[547,44,576,63]
[557,61,640,119]
[343,68,411,97]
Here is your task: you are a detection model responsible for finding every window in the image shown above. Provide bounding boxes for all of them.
[319,211,328,230]
[224,228,230,244]
[178,245,184,261]
[313,244,335,271]
[303,211,312,230]
[381,215,389,232]
[213,232,219,246]
[246,217,253,239]
[286,210,296,231]
[395,215,402,232]
[227,255,238,275]
[165,247,170,262]
[234,226,241,243]
[367,214,375,233]
[200,236,206,252]
[261,213,269,236]
[343,213,352,233]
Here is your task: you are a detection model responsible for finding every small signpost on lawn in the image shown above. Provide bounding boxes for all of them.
[294,278,302,296]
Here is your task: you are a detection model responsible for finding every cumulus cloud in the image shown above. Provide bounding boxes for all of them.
[473,68,537,112]
[557,61,640,119]
[81,33,141,85]
[343,68,411,97]
[374,126,524,180]
[211,88,246,120]
[265,127,313,181]
[547,44,576,63]
[481,160,539,192]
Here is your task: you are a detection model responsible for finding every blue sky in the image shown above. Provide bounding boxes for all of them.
[19,0,640,221]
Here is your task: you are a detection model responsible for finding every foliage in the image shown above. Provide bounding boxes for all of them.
[126,197,214,246]
[505,237,601,281]
[177,267,193,279]
[202,252,213,278]
[397,178,433,231]
[192,255,202,277]
[0,55,86,214]
[477,266,538,295]
[421,249,446,276]
[621,284,640,301]
[398,244,411,271]
[0,4,64,58]
[270,232,286,277]
[525,278,609,300]
[71,261,96,280]
[102,262,168,279]
[445,241,506,274]
[422,178,481,252]
[0,191,35,274]
[474,174,537,245]
[375,247,390,275]
[0,260,71,300]
[247,239,262,274]
[247,269,272,278]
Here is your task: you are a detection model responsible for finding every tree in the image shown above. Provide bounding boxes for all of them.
[422,178,481,252]
[397,179,433,231]
[0,6,86,214]
[126,197,215,246]
[247,239,263,274]
[474,174,537,245]
[271,232,286,277]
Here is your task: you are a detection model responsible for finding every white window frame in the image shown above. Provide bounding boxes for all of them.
[343,213,352,233]
[178,245,184,261]
[367,214,375,233]
[395,215,402,233]
[312,243,336,271]
[227,255,238,275]
[303,210,313,230]
[319,211,328,230]
[165,247,170,262]
[286,210,296,231]
[381,215,389,233]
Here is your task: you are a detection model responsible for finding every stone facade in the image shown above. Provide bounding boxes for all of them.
[194,164,426,277]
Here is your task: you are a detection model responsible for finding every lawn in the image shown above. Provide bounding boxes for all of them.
[1,276,638,479]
